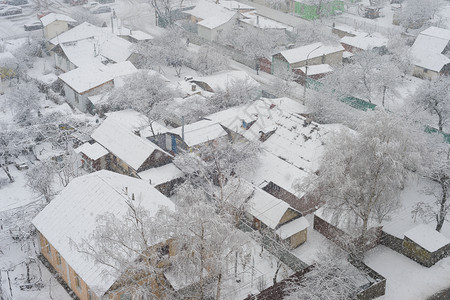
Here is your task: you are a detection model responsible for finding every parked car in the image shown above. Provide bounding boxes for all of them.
[82,1,98,9]
[6,0,27,5]
[0,5,22,16]
[24,21,43,31]
[90,5,110,13]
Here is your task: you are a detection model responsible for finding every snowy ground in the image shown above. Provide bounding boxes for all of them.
[366,246,450,300]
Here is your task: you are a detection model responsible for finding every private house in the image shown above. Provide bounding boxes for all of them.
[206,97,336,214]
[74,142,109,171]
[293,0,344,20]
[294,64,334,83]
[91,112,173,178]
[184,0,241,41]
[40,13,77,47]
[58,61,137,114]
[272,42,344,75]
[32,170,176,300]
[410,26,450,79]
[48,22,110,50]
[238,12,294,34]
[340,32,388,53]
[167,119,229,153]
[190,70,260,97]
[245,181,310,249]
[52,35,133,73]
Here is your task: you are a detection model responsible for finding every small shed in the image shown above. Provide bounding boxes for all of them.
[40,13,77,45]
[403,224,450,267]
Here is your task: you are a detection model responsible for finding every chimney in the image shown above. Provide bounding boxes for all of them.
[132,193,135,200]
[257,15,259,25]
[125,187,128,195]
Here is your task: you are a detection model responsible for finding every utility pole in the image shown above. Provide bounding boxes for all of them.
[303,45,321,105]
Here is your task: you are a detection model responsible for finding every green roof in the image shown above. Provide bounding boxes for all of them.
[339,96,376,111]
[424,126,450,144]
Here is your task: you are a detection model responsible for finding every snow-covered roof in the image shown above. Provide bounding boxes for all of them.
[185,0,235,20]
[49,22,110,47]
[410,32,450,72]
[332,23,360,36]
[279,42,344,65]
[404,224,450,253]
[59,61,137,94]
[126,30,154,41]
[197,11,237,29]
[242,150,308,197]
[241,12,294,31]
[247,182,293,229]
[296,64,333,75]
[343,51,354,59]
[275,216,309,239]
[40,13,76,27]
[170,120,228,147]
[192,70,260,92]
[138,163,184,186]
[340,32,388,51]
[32,170,175,296]
[92,115,171,170]
[420,26,450,40]
[217,0,255,11]
[206,97,331,172]
[74,142,109,160]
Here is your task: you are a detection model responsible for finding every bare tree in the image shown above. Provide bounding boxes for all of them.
[25,159,57,202]
[209,78,260,111]
[412,134,450,232]
[399,0,442,31]
[7,82,41,125]
[192,45,229,76]
[285,248,360,300]
[413,76,450,132]
[302,111,422,260]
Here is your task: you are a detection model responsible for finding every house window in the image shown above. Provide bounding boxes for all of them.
[47,243,51,256]
[56,253,62,265]
[157,244,170,259]
[75,274,81,290]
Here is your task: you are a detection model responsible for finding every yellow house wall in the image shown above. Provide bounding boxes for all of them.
[289,228,307,249]
[44,21,70,42]
[39,232,99,300]
[290,50,344,69]
[279,209,301,225]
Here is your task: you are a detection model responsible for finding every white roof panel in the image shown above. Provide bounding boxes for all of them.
[404,224,450,253]
[74,142,109,160]
[138,163,184,186]
[40,13,76,27]
[170,120,228,147]
[280,42,344,65]
[275,216,309,239]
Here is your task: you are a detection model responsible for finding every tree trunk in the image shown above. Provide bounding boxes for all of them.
[1,164,14,183]
[215,273,222,300]
[272,261,281,285]
[436,181,448,232]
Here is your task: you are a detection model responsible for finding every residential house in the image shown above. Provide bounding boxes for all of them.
[410,26,450,79]
[185,0,241,41]
[190,70,260,97]
[91,112,173,178]
[272,42,344,75]
[74,142,109,171]
[245,181,310,249]
[294,63,334,83]
[58,61,137,114]
[339,32,388,54]
[238,12,294,34]
[167,119,229,153]
[40,13,77,47]
[50,23,134,73]
[32,170,176,300]
[206,97,337,214]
